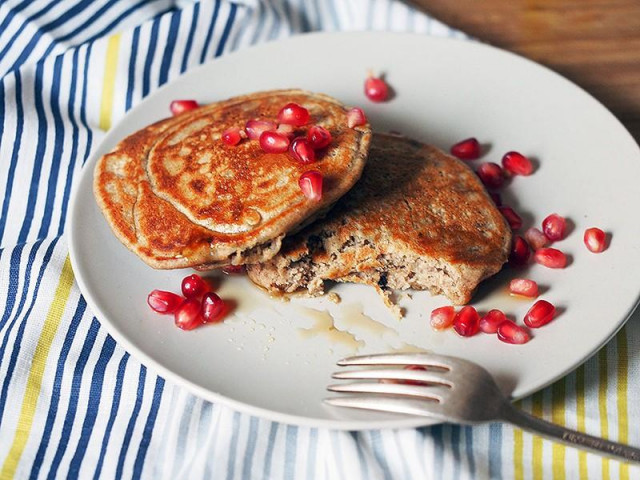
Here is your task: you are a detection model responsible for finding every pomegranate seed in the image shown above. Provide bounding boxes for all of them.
[222,127,243,146]
[170,100,199,116]
[509,278,539,298]
[524,299,556,328]
[502,151,533,176]
[307,126,332,149]
[259,131,290,153]
[245,119,277,140]
[277,103,310,126]
[542,213,567,241]
[497,320,531,344]
[276,123,295,137]
[534,248,567,269]
[222,265,245,275]
[499,206,523,231]
[509,236,531,266]
[147,290,183,314]
[489,192,502,206]
[430,306,456,331]
[298,170,323,201]
[584,227,606,253]
[174,298,204,330]
[181,274,209,298]
[403,365,428,385]
[450,138,480,160]
[346,107,367,128]
[202,292,226,323]
[524,227,549,251]
[289,137,316,164]
[479,309,507,334]
[476,162,504,189]
[364,74,389,102]
[453,306,480,337]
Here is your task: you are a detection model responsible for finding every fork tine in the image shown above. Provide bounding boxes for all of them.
[332,368,452,386]
[324,395,446,419]
[327,382,449,401]
[337,352,454,368]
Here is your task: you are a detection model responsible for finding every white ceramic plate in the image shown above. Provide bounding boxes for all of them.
[69,32,640,429]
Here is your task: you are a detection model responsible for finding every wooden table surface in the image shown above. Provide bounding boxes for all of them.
[410,0,640,143]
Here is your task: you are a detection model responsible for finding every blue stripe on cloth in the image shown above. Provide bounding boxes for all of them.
[0,239,58,425]
[349,431,369,478]
[115,365,147,480]
[126,27,141,111]
[79,43,93,165]
[46,317,101,480]
[0,71,24,244]
[431,425,445,479]
[0,243,25,335]
[169,394,196,479]
[465,426,476,477]
[158,9,182,85]
[199,0,222,63]
[28,297,87,479]
[241,416,258,479]
[67,333,117,477]
[263,422,279,478]
[306,428,318,479]
[225,411,242,480]
[37,54,65,240]
[369,430,392,480]
[489,423,502,479]
[132,376,165,478]
[180,1,200,73]
[215,2,238,57]
[142,15,161,97]
[284,425,298,480]
[451,426,461,480]
[93,353,129,480]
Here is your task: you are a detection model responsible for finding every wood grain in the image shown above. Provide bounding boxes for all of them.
[408,0,640,142]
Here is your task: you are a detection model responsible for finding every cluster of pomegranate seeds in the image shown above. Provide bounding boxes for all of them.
[509,278,539,298]
[364,73,390,102]
[499,206,523,231]
[450,137,481,160]
[477,162,504,189]
[502,151,533,176]
[534,247,567,269]
[299,170,323,201]
[347,107,367,128]
[147,274,228,330]
[278,102,310,126]
[259,130,290,153]
[170,100,199,116]
[584,227,606,253]
[453,306,480,337]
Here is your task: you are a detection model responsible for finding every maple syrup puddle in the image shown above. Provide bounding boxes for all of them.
[296,307,364,351]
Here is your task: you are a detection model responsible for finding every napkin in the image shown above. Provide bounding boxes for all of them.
[0,0,638,478]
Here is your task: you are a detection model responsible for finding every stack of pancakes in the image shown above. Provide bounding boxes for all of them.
[95,89,511,305]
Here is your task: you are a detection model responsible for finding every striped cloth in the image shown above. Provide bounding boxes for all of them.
[0,0,638,478]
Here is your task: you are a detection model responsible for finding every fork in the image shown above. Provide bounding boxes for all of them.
[326,353,640,463]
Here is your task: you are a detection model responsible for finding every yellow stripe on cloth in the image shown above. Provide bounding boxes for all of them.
[575,366,589,479]
[0,256,75,479]
[99,33,122,131]
[513,427,524,480]
[532,392,544,480]
[598,349,610,480]
[617,330,629,480]
[551,380,566,480]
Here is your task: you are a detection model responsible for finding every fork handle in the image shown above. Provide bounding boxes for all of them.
[499,403,640,463]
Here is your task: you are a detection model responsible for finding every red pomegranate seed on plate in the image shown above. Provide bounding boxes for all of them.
[502,151,533,176]
[364,74,389,102]
[181,274,209,298]
[430,306,456,330]
[245,119,277,140]
[277,103,310,126]
[509,236,531,266]
[509,278,539,298]
[524,227,549,250]
[584,227,607,253]
[542,213,567,241]
[489,192,502,206]
[299,170,323,201]
[307,125,332,149]
[346,107,367,128]
[499,206,522,231]
[479,309,507,334]
[524,299,556,328]
[259,131,290,153]
[534,248,567,268]
[222,127,243,146]
[450,137,480,160]
[497,320,531,344]
[174,298,204,330]
[476,162,504,189]
[222,265,245,275]
[453,306,480,337]
[289,137,316,164]
[202,292,226,323]
[147,290,183,314]
[170,100,199,116]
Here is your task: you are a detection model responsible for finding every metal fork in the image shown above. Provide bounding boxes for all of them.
[326,353,640,463]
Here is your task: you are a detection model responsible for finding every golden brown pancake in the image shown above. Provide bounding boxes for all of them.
[93,89,371,269]
[247,133,512,305]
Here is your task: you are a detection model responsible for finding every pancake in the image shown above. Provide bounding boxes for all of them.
[246,133,512,305]
[94,89,371,269]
